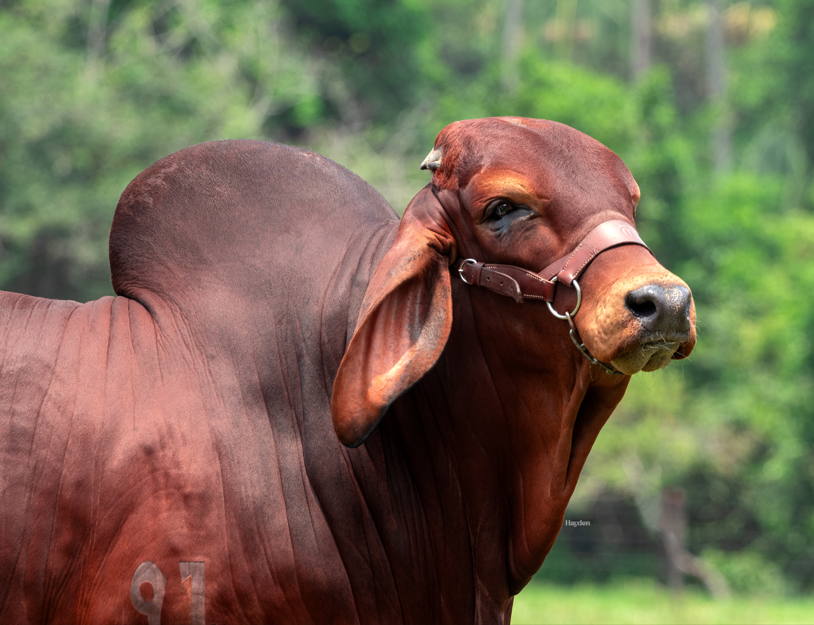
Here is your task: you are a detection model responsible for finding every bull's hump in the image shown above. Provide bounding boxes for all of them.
[109,140,398,304]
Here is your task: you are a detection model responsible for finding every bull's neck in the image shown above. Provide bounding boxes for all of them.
[388,279,629,603]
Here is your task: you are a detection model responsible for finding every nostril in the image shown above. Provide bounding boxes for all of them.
[626,297,657,319]
[625,284,692,335]
[625,288,660,320]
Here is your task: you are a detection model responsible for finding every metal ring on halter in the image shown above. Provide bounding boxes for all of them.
[458,259,477,285]
[545,277,582,320]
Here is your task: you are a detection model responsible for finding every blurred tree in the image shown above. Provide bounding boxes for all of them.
[500,0,523,91]
[277,0,432,128]
[729,0,813,207]
[0,0,319,300]
[630,0,652,79]
[705,0,732,172]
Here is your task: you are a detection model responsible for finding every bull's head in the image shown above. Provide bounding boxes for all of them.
[332,117,695,447]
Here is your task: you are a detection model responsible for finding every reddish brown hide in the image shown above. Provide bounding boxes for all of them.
[0,118,694,624]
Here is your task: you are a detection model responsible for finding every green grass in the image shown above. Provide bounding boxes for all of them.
[512,580,814,624]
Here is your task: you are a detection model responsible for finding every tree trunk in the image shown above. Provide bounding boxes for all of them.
[659,487,730,598]
[501,0,524,92]
[659,488,687,592]
[706,0,732,172]
[624,457,730,599]
[631,0,652,80]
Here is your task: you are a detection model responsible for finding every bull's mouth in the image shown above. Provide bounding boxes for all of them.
[609,339,681,375]
[574,272,696,375]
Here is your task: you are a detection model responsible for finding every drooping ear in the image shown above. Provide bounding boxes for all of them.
[331,185,457,447]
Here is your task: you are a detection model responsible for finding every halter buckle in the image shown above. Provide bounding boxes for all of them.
[458,258,477,285]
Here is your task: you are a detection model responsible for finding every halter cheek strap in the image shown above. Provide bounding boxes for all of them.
[455,219,651,374]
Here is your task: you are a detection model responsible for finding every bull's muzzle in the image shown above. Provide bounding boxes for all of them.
[624,283,692,340]
[606,280,695,374]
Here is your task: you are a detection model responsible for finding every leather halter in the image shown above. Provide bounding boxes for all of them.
[457,220,649,304]
[456,219,651,373]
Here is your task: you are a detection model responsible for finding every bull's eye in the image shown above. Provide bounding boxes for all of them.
[492,202,513,219]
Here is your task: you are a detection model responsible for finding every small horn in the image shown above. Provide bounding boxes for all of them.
[420,147,442,171]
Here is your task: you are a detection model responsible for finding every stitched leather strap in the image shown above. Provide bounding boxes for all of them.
[459,261,555,304]
[457,220,650,304]
[541,220,649,286]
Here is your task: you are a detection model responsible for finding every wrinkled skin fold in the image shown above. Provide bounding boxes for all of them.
[0,118,694,624]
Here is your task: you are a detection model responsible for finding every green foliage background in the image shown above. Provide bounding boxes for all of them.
[2,0,813,597]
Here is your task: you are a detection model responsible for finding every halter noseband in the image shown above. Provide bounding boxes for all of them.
[456,219,650,375]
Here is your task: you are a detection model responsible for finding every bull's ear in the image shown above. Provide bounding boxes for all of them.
[331,186,456,447]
